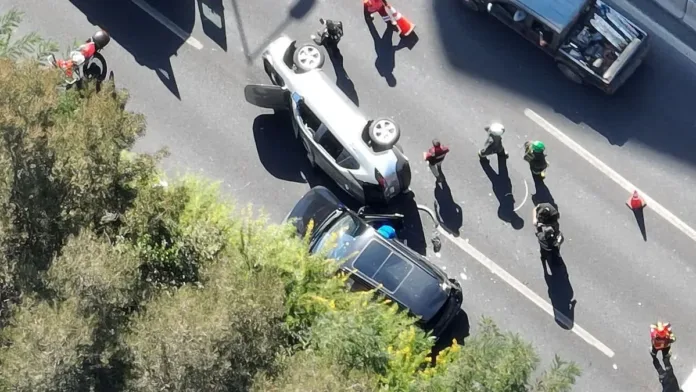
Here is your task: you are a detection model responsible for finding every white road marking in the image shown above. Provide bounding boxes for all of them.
[131,0,204,50]
[438,227,615,358]
[459,272,468,280]
[513,179,529,212]
[524,109,696,244]
[683,368,696,392]
[609,0,696,65]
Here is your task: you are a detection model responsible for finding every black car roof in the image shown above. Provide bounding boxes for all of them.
[344,237,449,322]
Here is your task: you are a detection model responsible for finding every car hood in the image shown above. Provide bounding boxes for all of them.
[393,267,451,322]
[284,186,343,238]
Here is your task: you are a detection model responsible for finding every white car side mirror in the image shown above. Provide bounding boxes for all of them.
[487,3,493,12]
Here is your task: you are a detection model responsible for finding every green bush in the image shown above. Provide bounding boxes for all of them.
[0,297,96,391]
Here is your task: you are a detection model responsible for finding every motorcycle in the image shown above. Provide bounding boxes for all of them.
[48,30,111,89]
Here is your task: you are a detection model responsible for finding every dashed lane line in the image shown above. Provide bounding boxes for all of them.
[524,108,696,244]
[131,0,204,50]
[438,227,616,358]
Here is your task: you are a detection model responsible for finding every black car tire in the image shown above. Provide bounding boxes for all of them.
[369,118,401,149]
[461,0,480,11]
[557,63,583,85]
[293,43,325,73]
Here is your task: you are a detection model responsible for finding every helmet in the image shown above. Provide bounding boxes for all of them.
[91,30,111,50]
[377,225,396,239]
[531,141,545,153]
[654,322,669,337]
[487,122,505,137]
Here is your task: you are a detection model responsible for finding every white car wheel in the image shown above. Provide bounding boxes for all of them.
[293,43,325,72]
[369,118,401,149]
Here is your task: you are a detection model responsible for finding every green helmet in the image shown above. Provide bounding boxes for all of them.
[531,141,545,153]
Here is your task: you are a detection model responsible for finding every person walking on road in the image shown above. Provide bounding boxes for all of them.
[478,122,509,160]
[651,321,676,362]
[524,140,549,179]
[312,18,344,52]
[532,203,563,268]
[364,0,396,28]
[424,139,450,184]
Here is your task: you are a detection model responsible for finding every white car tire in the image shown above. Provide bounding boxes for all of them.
[369,118,401,149]
[293,43,325,73]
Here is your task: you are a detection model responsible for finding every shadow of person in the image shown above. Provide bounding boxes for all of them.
[366,18,408,87]
[531,175,557,208]
[653,356,684,392]
[434,180,463,236]
[543,255,576,330]
[69,0,192,99]
[326,46,360,106]
[480,158,524,230]
[197,0,227,51]
[430,309,470,364]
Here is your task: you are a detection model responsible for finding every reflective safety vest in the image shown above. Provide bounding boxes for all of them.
[651,323,673,349]
[364,0,387,14]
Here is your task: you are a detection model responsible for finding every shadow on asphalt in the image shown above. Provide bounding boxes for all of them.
[366,16,412,87]
[433,0,696,169]
[434,180,463,236]
[633,207,648,241]
[197,0,227,51]
[531,176,557,209]
[69,0,196,98]
[431,309,470,363]
[251,113,362,209]
[543,256,576,330]
[326,46,360,106]
[230,0,317,63]
[480,157,524,230]
[652,356,683,392]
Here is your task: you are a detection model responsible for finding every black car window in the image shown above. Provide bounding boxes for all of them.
[313,213,366,261]
[373,253,413,292]
[353,240,391,278]
[299,101,321,132]
[316,129,359,170]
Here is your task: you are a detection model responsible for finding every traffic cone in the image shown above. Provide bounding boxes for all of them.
[387,5,415,37]
[626,190,646,210]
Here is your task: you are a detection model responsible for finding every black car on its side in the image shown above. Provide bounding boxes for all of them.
[285,186,463,337]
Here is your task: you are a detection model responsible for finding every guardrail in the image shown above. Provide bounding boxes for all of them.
[653,0,696,31]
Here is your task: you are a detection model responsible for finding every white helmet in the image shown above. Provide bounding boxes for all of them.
[487,122,505,137]
[70,50,86,66]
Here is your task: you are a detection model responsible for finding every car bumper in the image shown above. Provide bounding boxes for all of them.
[431,279,464,338]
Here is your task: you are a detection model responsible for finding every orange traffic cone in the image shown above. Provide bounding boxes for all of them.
[387,5,415,37]
[626,190,646,210]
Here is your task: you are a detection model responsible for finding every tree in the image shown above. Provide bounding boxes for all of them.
[0,297,96,391]
[413,317,581,392]
[0,9,57,61]
[252,350,379,392]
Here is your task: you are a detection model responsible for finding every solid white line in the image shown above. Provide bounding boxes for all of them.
[683,368,696,392]
[131,0,204,50]
[609,0,696,65]
[524,109,696,244]
[438,227,616,358]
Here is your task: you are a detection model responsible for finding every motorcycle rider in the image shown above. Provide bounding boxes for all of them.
[524,140,548,179]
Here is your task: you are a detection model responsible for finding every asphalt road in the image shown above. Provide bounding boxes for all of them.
[6,0,696,390]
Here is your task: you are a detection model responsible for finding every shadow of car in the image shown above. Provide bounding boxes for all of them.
[244,35,412,206]
[285,186,463,338]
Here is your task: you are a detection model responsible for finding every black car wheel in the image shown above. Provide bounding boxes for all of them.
[557,63,583,85]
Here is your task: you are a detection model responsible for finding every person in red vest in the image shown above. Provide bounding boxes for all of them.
[650,321,676,361]
[363,0,396,27]
[423,139,450,183]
